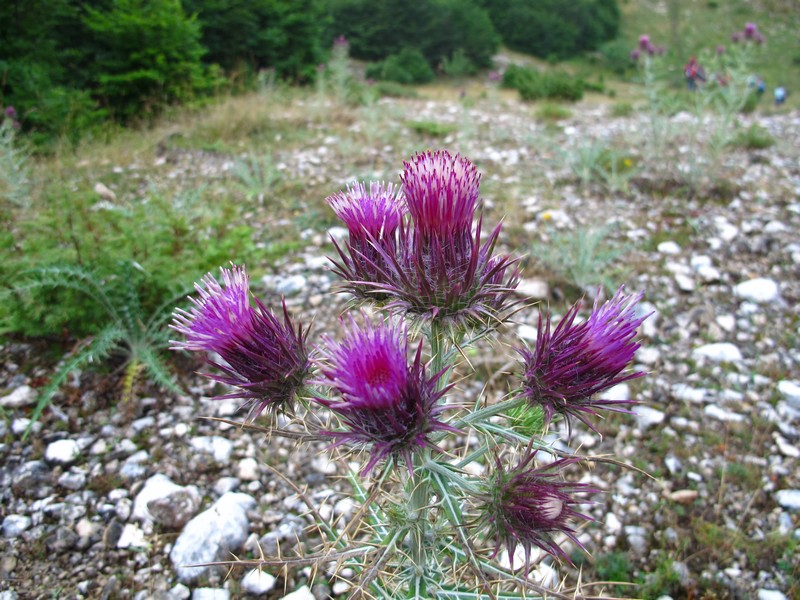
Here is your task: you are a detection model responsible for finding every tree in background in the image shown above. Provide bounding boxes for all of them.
[83,0,211,121]
[479,0,620,59]
[328,0,499,71]
[184,0,329,81]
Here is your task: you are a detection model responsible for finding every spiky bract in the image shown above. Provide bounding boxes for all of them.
[314,315,457,475]
[518,287,646,431]
[479,453,595,569]
[170,265,310,418]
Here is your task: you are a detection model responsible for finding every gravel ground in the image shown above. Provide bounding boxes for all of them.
[1,94,799,600]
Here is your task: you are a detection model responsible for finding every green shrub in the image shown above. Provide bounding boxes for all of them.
[535,103,571,121]
[599,38,636,75]
[0,184,258,338]
[329,0,498,69]
[441,49,477,78]
[406,120,457,137]
[83,0,212,121]
[371,81,419,98]
[610,101,634,117]
[731,124,775,150]
[184,0,329,81]
[502,65,584,102]
[366,49,435,84]
[480,0,620,59]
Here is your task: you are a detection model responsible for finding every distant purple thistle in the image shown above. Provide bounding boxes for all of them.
[753,31,765,44]
[314,316,457,475]
[744,22,758,39]
[170,265,310,418]
[327,181,406,300]
[629,49,641,62]
[638,34,651,51]
[517,287,647,433]
[731,31,742,43]
[4,106,16,119]
[478,452,596,569]
[333,34,349,49]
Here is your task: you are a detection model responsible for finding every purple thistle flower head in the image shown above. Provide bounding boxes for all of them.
[401,150,480,239]
[381,151,519,330]
[478,452,596,569]
[638,34,651,50]
[4,106,16,119]
[731,31,742,43]
[328,181,405,244]
[327,181,405,300]
[170,265,310,418]
[517,287,647,433]
[629,48,641,62]
[753,31,765,45]
[744,22,758,39]
[314,315,458,475]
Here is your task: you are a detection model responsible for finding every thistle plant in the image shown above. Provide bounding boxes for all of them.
[172,150,648,598]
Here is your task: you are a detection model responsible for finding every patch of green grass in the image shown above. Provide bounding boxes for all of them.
[530,222,633,293]
[406,120,457,138]
[610,101,635,117]
[730,124,775,150]
[535,102,572,121]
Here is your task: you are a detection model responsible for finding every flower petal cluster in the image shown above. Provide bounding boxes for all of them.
[517,287,647,432]
[327,181,405,300]
[170,265,310,418]
[328,150,519,332]
[479,452,596,569]
[314,315,457,475]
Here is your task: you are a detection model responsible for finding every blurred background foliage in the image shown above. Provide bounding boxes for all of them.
[0,0,619,147]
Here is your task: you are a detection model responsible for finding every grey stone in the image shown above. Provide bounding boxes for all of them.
[657,241,681,254]
[190,436,233,464]
[704,404,744,423]
[170,492,256,582]
[45,526,79,551]
[757,591,788,600]
[2,515,31,538]
[241,569,277,595]
[133,474,201,528]
[116,523,147,549]
[279,587,315,600]
[692,343,743,363]
[0,385,36,408]
[775,489,800,511]
[633,406,665,429]
[12,460,51,497]
[734,278,780,303]
[57,468,87,491]
[777,380,800,409]
[192,589,230,600]
[45,439,80,465]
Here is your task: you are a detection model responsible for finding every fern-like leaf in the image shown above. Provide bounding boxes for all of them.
[24,325,126,440]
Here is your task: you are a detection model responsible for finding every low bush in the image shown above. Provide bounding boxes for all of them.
[502,65,585,102]
[731,124,775,150]
[365,49,435,85]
